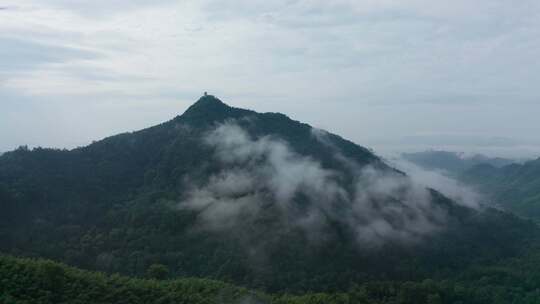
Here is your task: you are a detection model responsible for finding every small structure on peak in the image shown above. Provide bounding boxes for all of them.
[204,91,208,96]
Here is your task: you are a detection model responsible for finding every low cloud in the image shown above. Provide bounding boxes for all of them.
[179,122,449,248]
[389,158,482,209]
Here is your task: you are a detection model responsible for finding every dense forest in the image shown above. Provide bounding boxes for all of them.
[2,253,540,304]
[460,158,540,220]
[2,96,540,302]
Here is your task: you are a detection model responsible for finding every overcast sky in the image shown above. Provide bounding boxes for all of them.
[1,0,539,158]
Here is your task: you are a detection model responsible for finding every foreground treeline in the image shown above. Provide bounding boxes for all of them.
[2,254,540,304]
[0,254,255,304]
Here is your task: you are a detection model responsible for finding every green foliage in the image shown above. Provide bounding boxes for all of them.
[147,263,169,280]
[0,96,539,296]
[2,254,540,304]
[0,255,257,304]
[461,158,540,220]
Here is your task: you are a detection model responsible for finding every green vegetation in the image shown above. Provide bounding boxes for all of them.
[0,254,256,304]
[146,264,170,280]
[2,253,540,303]
[0,96,408,292]
[1,96,540,302]
[461,159,540,220]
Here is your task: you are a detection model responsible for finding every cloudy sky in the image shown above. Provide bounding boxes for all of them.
[1,0,539,158]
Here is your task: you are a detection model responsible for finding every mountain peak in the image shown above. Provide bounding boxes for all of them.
[179,94,255,125]
[183,94,229,115]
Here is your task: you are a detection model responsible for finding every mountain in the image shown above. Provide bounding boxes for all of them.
[461,158,540,220]
[0,95,537,293]
[402,150,516,176]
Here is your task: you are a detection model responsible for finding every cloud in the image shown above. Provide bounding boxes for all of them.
[7,0,177,18]
[3,0,540,100]
[389,158,481,209]
[0,37,99,75]
[180,122,448,248]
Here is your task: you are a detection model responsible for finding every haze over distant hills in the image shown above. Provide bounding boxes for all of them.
[401,150,517,176]
[400,150,540,221]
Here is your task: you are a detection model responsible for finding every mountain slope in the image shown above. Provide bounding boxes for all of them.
[0,95,537,292]
[461,158,540,219]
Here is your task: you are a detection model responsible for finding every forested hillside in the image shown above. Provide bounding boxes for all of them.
[461,158,540,220]
[2,254,540,304]
[0,96,538,295]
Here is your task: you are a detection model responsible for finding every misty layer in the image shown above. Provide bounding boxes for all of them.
[390,158,482,209]
[180,122,448,247]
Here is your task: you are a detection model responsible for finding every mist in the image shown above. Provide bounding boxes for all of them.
[388,158,482,209]
[179,122,452,248]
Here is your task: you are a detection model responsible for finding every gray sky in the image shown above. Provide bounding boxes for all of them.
[1,0,539,158]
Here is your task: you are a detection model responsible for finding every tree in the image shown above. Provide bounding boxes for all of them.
[146,263,169,280]
[38,260,66,290]
[427,294,442,304]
